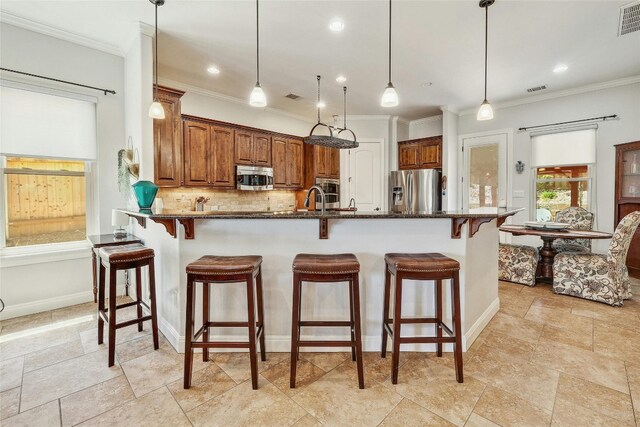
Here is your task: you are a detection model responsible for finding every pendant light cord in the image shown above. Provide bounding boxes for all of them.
[388,0,392,85]
[316,75,321,124]
[483,4,488,101]
[154,1,159,101]
[256,0,260,85]
[343,86,347,129]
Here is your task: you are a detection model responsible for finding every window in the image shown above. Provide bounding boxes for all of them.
[531,128,596,221]
[0,83,97,250]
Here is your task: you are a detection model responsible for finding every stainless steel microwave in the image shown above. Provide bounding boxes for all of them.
[236,165,274,191]
[315,177,340,209]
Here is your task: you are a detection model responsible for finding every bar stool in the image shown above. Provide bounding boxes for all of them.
[184,255,266,390]
[290,253,364,389]
[98,243,159,367]
[381,253,463,384]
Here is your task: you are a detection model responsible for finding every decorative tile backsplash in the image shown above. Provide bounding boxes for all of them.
[157,188,297,212]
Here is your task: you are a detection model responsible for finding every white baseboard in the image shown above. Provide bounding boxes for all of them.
[463,297,500,349]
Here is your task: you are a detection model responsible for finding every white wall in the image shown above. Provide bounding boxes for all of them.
[409,115,443,139]
[458,81,640,253]
[0,23,125,318]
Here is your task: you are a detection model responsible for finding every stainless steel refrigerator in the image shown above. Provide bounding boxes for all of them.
[389,170,442,213]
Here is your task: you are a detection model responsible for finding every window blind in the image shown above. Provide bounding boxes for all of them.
[0,85,97,160]
[531,128,596,167]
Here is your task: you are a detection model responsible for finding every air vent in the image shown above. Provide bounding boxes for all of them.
[527,85,547,93]
[619,1,640,36]
[285,93,302,100]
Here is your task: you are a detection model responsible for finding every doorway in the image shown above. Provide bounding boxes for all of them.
[341,139,384,212]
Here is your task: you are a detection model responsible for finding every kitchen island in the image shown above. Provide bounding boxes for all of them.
[121,208,520,354]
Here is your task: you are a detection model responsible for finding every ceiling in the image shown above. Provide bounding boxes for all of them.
[1,1,639,120]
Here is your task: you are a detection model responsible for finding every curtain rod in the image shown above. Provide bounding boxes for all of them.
[518,114,617,132]
[0,67,116,95]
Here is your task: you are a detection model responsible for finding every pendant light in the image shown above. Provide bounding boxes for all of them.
[477,0,495,121]
[380,0,399,107]
[249,0,267,107]
[148,0,165,119]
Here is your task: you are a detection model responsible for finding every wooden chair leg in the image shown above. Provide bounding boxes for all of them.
[381,266,391,358]
[135,267,143,332]
[108,267,117,367]
[97,263,106,345]
[435,279,443,357]
[256,267,267,362]
[391,273,403,385]
[351,273,365,389]
[148,259,159,350]
[202,282,210,362]
[296,279,302,362]
[92,250,98,304]
[349,278,356,362]
[451,271,463,383]
[246,274,258,390]
[183,276,195,389]
[290,273,301,388]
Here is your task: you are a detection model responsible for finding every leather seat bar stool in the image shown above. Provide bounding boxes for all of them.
[184,255,266,390]
[98,243,159,367]
[381,253,463,384]
[290,253,364,389]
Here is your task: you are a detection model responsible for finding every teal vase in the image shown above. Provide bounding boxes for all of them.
[132,180,159,209]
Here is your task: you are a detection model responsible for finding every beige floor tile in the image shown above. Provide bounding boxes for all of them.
[300,352,350,372]
[23,337,84,373]
[167,363,236,412]
[473,386,551,427]
[2,400,60,427]
[629,381,640,423]
[0,312,53,336]
[540,323,593,351]
[79,324,152,354]
[380,398,455,426]
[555,374,635,425]
[0,326,79,361]
[343,351,416,384]
[485,312,543,344]
[530,339,629,393]
[293,363,402,426]
[498,281,524,296]
[464,413,500,427]
[263,358,326,397]
[79,386,191,426]
[466,344,559,411]
[188,375,306,427]
[115,332,169,364]
[530,295,574,309]
[524,304,592,328]
[0,387,21,420]
[60,376,134,426]
[479,331,537,361]
[292,413,322,426]
[551,396,634,427]
[571,299,640,331]
[210,352,288,384]
[519,283,556,298]
[384,357,485,426]
[0,357,23,392]
[626,362,640,385]
[51,301,97,323]
[498,300,534,318]
[20,350,122,412]
[593,320,640,363]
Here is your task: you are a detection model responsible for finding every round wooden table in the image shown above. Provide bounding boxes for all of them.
[499,225,612,282]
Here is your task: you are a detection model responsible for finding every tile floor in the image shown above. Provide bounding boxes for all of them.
[1,280,639,426]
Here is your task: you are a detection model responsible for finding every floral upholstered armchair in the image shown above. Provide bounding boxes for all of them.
[553,207,594,253]
[553,210,640,306]
[498,243,538,287]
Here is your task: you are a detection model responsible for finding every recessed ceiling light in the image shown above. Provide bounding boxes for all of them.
[207,65,221,75]
[553,64,568,73]
[317,101,326,108]
[420,82,433,87]
[336,75,347,83]
[329,19,345,32]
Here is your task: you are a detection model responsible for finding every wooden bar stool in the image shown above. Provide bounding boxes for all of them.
[381,253,463,384]
[184,255,266,390]
[290,253,364,389]
[98,243,159,367]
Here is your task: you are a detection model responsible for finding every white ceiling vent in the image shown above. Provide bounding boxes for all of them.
[619,1,640,36]
[285,93,302,100]
[527,85,547,93]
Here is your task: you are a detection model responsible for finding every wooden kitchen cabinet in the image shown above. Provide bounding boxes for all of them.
[153,86,185,186]
[253,133,272,166]
[308,145,339,179]
[615,140,640,278]
[234,131,272,166]
[183,119,235,189]
[398,136,442,170]
[273,137,303,189]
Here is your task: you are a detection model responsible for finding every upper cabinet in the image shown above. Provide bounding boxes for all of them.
[273,137,303,189]
[307,145,340,180]
[153,86,185,187]
[183,118,235,189]
[398,136,442,170]
[615,140,640,278]
[235,131,272,166]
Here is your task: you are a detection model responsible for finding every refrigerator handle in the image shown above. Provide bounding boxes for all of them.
[407,172,414,212]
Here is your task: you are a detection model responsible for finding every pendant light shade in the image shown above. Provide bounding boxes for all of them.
[148,0,165,119]
[477,0,495,121]
[381,0,398,107]
[249,0,267,107]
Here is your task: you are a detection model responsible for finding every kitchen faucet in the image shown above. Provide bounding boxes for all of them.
[304,185,326,215]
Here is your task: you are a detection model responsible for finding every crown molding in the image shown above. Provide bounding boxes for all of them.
[410,115,443,126]
[158,77,314,124]
[396,117,410,125]
[459,75,640,116]
[0,11,124,57]
[122,22,155,54]
[346,115,392,121]
[440,106,460,115]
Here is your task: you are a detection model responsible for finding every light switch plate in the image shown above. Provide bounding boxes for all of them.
[513,190,525,198]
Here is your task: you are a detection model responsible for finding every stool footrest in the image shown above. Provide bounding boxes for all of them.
[207,321,249,327]
[399,336,456,344]
[298,321,352,327]
[383,321,455,339]
[116,316,152,329]
[191,341,251,349]
[400,317,438,324]
[298,340,355,348]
